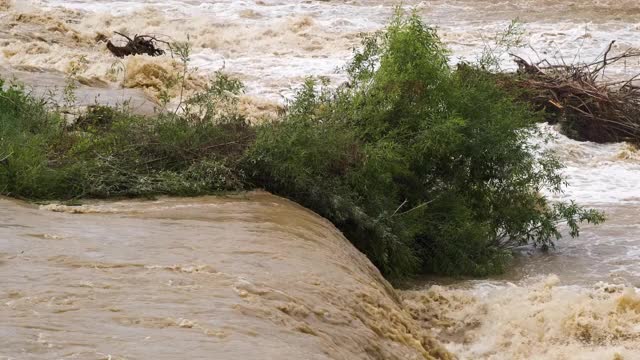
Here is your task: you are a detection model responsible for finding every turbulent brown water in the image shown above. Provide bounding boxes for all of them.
[2,194,640,360]
[2,0,640,359]
[1,193,451,360]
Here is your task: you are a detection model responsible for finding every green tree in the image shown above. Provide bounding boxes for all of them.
[247,10,604,277]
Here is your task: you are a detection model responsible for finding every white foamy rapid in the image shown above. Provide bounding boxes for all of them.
[2,0,640,359]
[2,0,640,101]
[403,276,640,359]
[539,123,640,205]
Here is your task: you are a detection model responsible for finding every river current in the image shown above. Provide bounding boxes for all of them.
[1,0,640,359]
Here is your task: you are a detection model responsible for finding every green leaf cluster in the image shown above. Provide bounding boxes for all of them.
[0,77,252,200]
[246,10,604,277]
[0,11,604,278]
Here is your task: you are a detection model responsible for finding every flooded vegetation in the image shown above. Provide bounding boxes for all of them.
[2,0,640,359]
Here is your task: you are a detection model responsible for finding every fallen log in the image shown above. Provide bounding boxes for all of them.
[106,32,166,58]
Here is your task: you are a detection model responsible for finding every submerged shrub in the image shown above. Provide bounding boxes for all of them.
[0,80,78,199]
[247,10,604,277]
[0,11,604,279]
[0,76,252,200]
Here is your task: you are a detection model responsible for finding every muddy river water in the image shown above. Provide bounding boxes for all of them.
[2,0,640,359]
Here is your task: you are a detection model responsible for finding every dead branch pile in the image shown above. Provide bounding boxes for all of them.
[507,42,640,144]
[106,32,166,58]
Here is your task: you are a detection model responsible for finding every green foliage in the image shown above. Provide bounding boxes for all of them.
[0,76,252,200]
[247,10,604,277]
[478,18,526,71]
[0,80,76,199]
[184,71,245,122]
[63,55,89,108]
[0,11,604,279]
[171,37,193,113]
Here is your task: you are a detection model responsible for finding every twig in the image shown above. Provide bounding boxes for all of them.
[391,199,408,217]
[0,151,13,164]
[592,40,616,76]
[393,198,437,217]
[114,31,133,42]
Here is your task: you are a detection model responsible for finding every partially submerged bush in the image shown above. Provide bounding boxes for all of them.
[0,77,252,200]
[0,11,604,278]
[0,80,76,199]
[247,11,604,277]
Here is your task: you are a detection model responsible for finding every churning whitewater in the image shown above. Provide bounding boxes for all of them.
[1,0,640,359]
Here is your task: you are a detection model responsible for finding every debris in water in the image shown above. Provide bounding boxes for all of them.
[504,44,640,144]
[106,32,166,58]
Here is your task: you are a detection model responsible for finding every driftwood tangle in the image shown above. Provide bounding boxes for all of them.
[106,32,166,58]
[507,42,640,144]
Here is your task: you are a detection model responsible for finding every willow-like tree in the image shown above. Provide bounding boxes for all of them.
[247,10,605,277]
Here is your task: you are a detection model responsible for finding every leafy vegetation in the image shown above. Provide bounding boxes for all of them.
[0,11,604,278]
[0,75,252,200]
[246,11,604,277]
